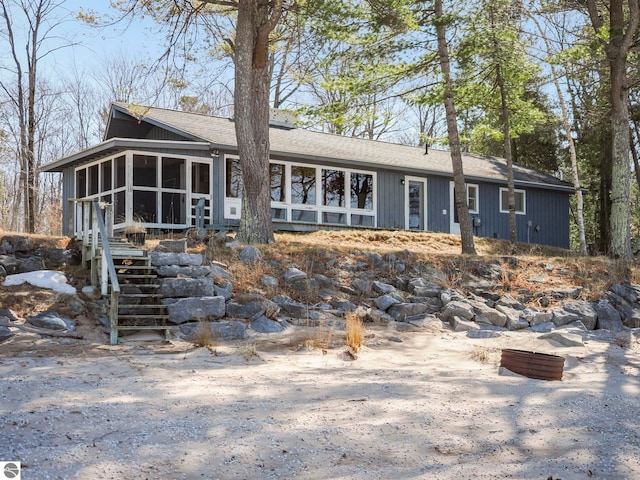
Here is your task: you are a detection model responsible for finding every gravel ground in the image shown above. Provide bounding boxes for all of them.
[1,325,640,480]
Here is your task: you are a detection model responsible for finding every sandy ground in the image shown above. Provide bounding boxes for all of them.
[1,323,640,480]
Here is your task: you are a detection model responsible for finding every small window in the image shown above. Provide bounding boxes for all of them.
[351,173,373,210]
[322,169,345,207]
[270,163,286,202]
[225,157,243,198]
[467,184,479,214]
[291,166,316,205]
[500,188,526,214]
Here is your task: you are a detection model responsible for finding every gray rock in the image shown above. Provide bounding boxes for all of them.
[160,278,214,298]
[0,255,21,275]
[226,295,280,320]
[496,293,525,310]
[467,329,502,339]
[389,302,440,321]
[331,300,357,312]
[163,296,226,324]
[372,281,395,295]
[0,325,13,343]
[368,309,394,324]
[284,267,307,283]
[155,265,214,279]
[214,282,233,301]
[450,316,479,332]
[402,313,440,328]
[0,264,6,282]
[238,245,262,263]
[529,321,556,333]
[594,299,624,332]
[250,315,286,333]
[374,294,401,311]
[81,286,102,300]
[0,309,19,322]
[27,311,75,331]
[150,252,203,267]
[610,283,639,304]
[34,248,81,266]
[9,236,34,253]
[313,273,336,287]
[473,303,507,328]
[538,331,584,347]
[496,304,522,327]
[156,239,187,253]
[209,265,232,282]
[552,300,597,330]
[366,252,385,268]
[520,308,552,326]
[260,275,279,289]
[394,261,406,273]
[439,289,462,305]
[18,256,46,273]
[273,297,307,318]
[440,300,475,322]
[352,279,372,295]
[507,317,530,331]
[180,321,246,341]
[475,263,503,280]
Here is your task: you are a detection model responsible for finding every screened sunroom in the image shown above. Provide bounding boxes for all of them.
[71,149,213,234]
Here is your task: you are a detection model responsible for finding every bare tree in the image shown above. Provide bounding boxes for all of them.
[0,0,73,232]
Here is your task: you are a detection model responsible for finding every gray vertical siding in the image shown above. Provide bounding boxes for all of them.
[427,176,450,232]
[376,170,406,229]
[473,183,569,249]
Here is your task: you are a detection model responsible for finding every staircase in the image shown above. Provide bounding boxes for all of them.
[72,199,171,345]
[96,238,170,343]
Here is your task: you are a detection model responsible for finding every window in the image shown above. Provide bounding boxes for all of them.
[467,184,479,214]
[291,166,316,205]
[133,155,157,187]
[500,188,526,214]
[350,173,373,210]
[225,158,243,198]
[322,169,345,207]
[270,163,286,202]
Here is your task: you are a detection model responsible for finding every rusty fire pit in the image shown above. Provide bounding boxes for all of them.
[500,349,565,381]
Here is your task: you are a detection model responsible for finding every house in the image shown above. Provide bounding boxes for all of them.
[42,102,575,249]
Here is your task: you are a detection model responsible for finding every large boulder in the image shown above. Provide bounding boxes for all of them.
[594,299,624,332]
[150,252,203,267]
[18,256,46,273]
[238,245,262,263]
[155,265,214,279]
[179,321,246,341]
[250,315,286,333]
[27,311,75,331]
[553,300,598,330]
[163,296,226,324]
[440,300,475,322]
[389,301,440,321]
[160,278,214,298]
[225,294,280,320]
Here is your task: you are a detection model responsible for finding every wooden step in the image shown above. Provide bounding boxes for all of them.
[116,325,172,331]
[118,315,170,321]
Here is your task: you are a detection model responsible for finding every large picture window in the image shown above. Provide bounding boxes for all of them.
[500,188,526,214]
[224,157,376,226]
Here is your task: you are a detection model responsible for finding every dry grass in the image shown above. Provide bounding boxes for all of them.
[0,231,73,249]
[345,312,365,352]
[301,322,335,350]
[470,346,492,364]
[193,319,216,348]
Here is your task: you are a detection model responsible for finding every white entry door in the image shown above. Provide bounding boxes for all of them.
[449,181,460,235]
[405,177,427,231]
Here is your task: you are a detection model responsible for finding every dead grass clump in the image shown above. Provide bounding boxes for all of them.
[194,319,216,348]
[345,312,365,353]
[302,322,335,350]
[470,346,491,363]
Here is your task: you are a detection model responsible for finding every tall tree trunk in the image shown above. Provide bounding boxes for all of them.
[234,0,282,244]
[586,0,637,259]
[524,7,588,255]
[435,0,476,256]
[496,65,517,249]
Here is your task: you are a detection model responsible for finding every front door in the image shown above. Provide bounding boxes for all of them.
[405,177,427,230]
[450,181,460,235]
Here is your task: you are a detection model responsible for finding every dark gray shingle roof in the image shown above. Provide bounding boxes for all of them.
[123,103,571,191]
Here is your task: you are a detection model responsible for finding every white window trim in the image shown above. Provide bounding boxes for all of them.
[466,183,479,215]
[223,156,377,226]
[74,150,212,231]
[499,187,526,215]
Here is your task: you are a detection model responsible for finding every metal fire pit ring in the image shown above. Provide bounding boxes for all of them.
[500,349,565,381]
